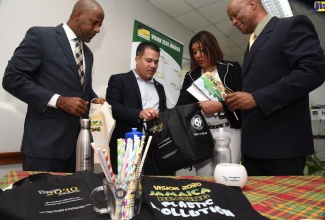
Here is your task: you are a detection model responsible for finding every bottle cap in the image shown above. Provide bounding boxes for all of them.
[80,118,91,128]
[125,128,143,140]
[213,127,230,139]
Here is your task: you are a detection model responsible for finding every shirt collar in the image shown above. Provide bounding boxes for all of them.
[63,23,77,41]
[253,14,272,38]
[132,69,155,84]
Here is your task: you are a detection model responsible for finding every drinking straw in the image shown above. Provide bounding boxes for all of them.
[135,136,146,178]
[102,149,116,182]
[120,136,144,219]
[121,138,133,181]
[128,135,140,176]
[115,136,147,219]
[91,143,116,191]
[117,139,125,182]
[117,139,132,219]
[137,136,152,178]
[129,135,143,183]
[121,136,140,219]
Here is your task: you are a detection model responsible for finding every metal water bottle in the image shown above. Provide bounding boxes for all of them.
[212,127,231,168]
[76,118,94,172]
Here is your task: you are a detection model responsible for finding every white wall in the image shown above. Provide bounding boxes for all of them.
[0,0,193,151]
[310,84,325,161]
[0,0,194,176]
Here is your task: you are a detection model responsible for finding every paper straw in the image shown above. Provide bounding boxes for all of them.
[98,148,116,184]
[117,139,125,182]
[134,136,146,178]
[102,149,116,182]
[122,138,133,181]
[91,143,116,193]
[99,148,116,182]
[137,136,152,177]
[129,142,143,180]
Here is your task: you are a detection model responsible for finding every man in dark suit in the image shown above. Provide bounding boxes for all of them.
[2,0,105,172]
[106,41,167,175]
[226,0,325,175]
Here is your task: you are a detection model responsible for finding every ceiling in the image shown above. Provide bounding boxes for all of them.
[146,0,325,65]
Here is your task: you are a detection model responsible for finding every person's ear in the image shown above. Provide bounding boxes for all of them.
[75,10,83,21]
[135,56,140,64]
[250,0,257,10]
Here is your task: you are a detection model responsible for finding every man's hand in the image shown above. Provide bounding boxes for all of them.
[139,107,159,121]
[57,96,88,117]
[225,92,257,111]
[92,97,105,104]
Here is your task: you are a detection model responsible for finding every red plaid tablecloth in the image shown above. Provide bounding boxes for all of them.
[1,171,324,219]
[0,170,68,189]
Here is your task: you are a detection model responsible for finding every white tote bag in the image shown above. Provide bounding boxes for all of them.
[89,101,116,162]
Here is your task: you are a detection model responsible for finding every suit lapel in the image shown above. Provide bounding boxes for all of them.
[153,79,166,111]
[242,17,279,77]
[55,25,83,89]
[127,71,142,102]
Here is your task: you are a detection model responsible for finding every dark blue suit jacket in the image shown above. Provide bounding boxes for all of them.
[106,71,166,174]
[3,24,98,160]
[241,15,325,159]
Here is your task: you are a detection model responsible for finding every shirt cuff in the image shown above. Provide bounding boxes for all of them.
[47,94,60,108]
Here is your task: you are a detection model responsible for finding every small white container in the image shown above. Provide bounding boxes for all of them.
[214,163,248,189]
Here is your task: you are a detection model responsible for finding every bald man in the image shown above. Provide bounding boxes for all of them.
[225,0,325,176]
[3,0,105,172]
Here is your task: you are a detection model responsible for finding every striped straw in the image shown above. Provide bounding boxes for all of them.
[117,139,125,182]
[102,149,116,182]
[91,143,116,199]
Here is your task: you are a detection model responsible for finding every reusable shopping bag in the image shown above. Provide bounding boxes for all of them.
[146,103,214,174]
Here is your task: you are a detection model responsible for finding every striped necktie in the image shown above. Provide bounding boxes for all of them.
[75,38,84,85]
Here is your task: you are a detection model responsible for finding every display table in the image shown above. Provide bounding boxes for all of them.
[1,171,324,219]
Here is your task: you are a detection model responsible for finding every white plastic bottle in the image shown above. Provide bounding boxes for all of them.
[212,128,231,168]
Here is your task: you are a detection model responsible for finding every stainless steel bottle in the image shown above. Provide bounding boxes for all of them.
[76,118,94,172]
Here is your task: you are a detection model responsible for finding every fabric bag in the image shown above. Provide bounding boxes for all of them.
[146,103,214,175]
[133,176,268,220]
[0,171,108,220]
[89,101,116,162]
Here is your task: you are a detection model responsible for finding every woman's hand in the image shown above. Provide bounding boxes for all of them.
[198,100,224,115]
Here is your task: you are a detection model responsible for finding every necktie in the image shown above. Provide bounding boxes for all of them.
[75,39,84,85]
[249,33,256,50]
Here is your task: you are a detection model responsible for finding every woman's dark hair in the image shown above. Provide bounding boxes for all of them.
[189,30,224,70]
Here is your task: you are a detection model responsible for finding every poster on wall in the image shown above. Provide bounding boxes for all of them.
[130,20,184,108]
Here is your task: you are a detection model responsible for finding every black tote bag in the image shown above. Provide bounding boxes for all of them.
[146,103,214,175]
[0,171,108,220]
[133,176,268,220]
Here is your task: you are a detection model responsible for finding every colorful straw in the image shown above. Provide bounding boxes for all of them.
[95,134,150,220]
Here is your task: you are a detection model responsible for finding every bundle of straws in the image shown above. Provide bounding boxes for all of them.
[91,135,152,219]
